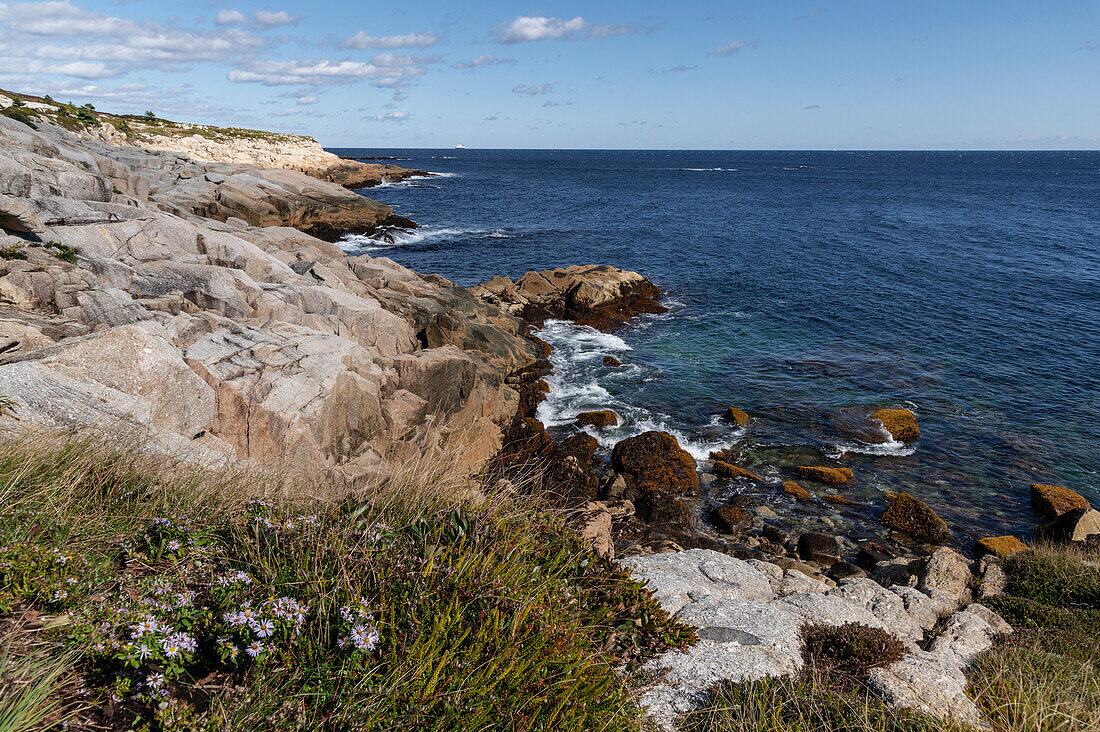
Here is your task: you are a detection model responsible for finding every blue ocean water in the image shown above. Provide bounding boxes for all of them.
[331,149,1100,545]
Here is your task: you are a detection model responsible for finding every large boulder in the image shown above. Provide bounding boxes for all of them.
[1030,483,1091,519]
[611,431,700,526]
[1036,508,1100,544]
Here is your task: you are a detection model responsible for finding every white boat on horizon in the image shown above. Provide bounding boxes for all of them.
[453,144,466,149]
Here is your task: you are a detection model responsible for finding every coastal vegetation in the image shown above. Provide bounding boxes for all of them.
[0,431,694,731]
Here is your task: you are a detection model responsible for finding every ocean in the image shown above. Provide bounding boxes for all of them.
[330,148,1100,547]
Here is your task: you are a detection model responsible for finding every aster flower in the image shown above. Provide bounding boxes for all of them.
[246,641,264,657]
[254,619,275,638]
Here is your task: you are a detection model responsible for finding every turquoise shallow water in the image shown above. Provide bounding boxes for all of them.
[332,149,1100,547]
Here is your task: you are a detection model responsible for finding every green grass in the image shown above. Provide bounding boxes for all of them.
[677,675,971,732]
[965,547,1100,732]
[0,640,76,732]
[0,431,694,731]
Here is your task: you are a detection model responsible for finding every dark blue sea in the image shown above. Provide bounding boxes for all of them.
[330,149,1100,547]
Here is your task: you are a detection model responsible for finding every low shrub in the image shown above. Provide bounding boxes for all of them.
[0,245,27,260]
[1,106,37,130]
[801,622,907,683]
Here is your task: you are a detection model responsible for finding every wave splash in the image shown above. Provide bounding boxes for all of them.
[339,226,513,252]
[534,319,742,462]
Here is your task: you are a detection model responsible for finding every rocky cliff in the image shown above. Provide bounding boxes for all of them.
[0,106,536,481]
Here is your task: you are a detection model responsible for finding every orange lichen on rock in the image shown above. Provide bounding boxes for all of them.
[880,492,948,542]
[782,481,812,500]
[872,408,920,442]
[724,407,751,428]
[575,410,619,430]
[1030,483,1091,520]
[713,461,763,482]
[797,466,854,485]
[974,535,1028,558]
[709,504,753,533]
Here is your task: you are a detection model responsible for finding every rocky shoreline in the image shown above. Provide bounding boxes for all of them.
[2,92,1097,729]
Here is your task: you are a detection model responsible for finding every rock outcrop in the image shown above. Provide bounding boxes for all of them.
[470,265,667,331]
[0,112,537,481]
[619,548,1010,730]
[1030,483,1091,519]
[609,431,700,527]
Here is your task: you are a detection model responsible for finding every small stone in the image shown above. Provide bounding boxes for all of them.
[714,461,763,481]
[724,406,750,428]
[755,505,778,519]
[782,480,812,499]
[575,409,619,430]
[880,492,949,542]
[872,408,920,442]
[973,535,1028,559]
[1030,483,1091,520]
[828,561,867,580]
[797,532,841,566]
[762,523,791,545]
[602,355,622,367]
[797,465,853,485]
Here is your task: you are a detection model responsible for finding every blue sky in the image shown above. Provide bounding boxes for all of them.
[0,1,1097,148]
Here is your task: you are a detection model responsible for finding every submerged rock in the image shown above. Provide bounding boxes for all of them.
[796,465,853,485]
[602,355,622,367]
[1030,483,1091,519]
[712,461,763,482]
[781,480,812,500]
[880,493,949,542]
[871,407,920,442]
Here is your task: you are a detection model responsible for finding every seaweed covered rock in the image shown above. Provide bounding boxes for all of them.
[782,481,812,500]
[723,407,751,428]
[872,408,920,442]
[709,504,753,534]
[880,493,948,542]
[602,355,622,367]
[610,431,700,525]
[713,461,763,482]
[797,465,853,485]
[974,535,1028,559]
[1030,483,1091,520]
[575,409,619,430]
[545,433,603,499]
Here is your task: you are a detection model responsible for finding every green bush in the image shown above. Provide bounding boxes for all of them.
[1,106,36,130]
[801,622,907,683]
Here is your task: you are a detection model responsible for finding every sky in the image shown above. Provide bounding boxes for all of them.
[0,1,1097,149]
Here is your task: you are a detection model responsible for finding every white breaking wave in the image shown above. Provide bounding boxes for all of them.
[680,167,738,171]
[339,226,512,252]
[534,319,743,463]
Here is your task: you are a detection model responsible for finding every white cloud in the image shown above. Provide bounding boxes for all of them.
[0,1,266,76]
[214,9,247,27]
[451,54,516,69]
[341,31,440,50]
[364,111,409,122]
[492,15,635,44]
[253,10,299,29]
[665,64,697,73]
[0,57,115,78]
[512,83,552,95]
[713,40,759,56]
[228,58,425,88]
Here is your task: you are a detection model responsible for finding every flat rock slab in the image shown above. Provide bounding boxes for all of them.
[619,548,1009,731]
